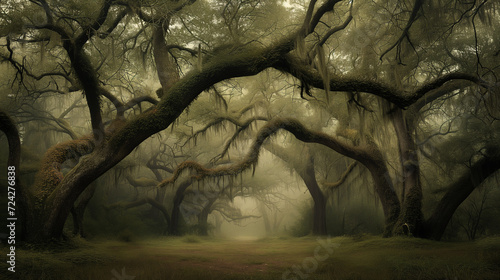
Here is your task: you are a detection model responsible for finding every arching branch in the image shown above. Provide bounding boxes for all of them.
[322,161,357,189]
[33,136,95,201]
[424,148,500,240]
[0,111,33,239]
[317,8,352,47]
[100,89,158,118]
[162,118,365,185]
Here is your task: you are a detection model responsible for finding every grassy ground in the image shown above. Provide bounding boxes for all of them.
[1,234,499,280]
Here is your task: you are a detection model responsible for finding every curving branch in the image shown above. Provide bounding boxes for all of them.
[411,72,487,104]
[123,96,159,111]
[274,54,490,107]
[309,0,342,35]
[424,148,500,240]
[161,117,400,235]
[163,118,363,185]
[33,136,95,201]
[214,116,269,162]
[147,157,175,176]
[100,88,158,118]
[166,44,199,56]
[317,7,353,47]
[0,111,21,177]
[26,1,117,139]
[322,161,357,189]
[0,48,77,86]
[0,106,34,241]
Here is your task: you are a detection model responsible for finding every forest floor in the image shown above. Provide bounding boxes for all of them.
[1,234,500,280]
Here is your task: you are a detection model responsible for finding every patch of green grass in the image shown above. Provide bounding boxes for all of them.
[1,235,499,279]
[182,235,203,243]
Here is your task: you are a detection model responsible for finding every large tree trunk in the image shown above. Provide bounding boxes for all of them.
[260,119,402,237]
[170,180,193,235]
[71,183,97,237]
[391,108,423,236]
[265,144,328,235]
[363,160,401,237]
[259,203,272,234]
[0,111,34,241]
[422,152,500,240]
[153,21,179,98]
[299,154,328,235]
[198,197,216,236]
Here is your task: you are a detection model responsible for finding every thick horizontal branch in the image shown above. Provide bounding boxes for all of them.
[274,54,489,107]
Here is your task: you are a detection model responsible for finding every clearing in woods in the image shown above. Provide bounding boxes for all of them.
[1,235,500,279]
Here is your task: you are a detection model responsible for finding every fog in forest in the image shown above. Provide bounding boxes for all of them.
[0,0,500,279]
